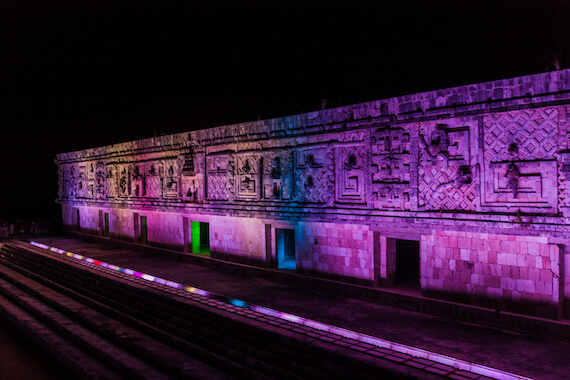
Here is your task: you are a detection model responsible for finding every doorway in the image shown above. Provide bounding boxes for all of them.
[395,239,420,288]
[276,228,296,270]
[104,213,110,237]
[191,221,210,255]
[140,216,148,245]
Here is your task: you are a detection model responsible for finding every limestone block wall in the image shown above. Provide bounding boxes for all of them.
[209,215,267,264]
[296,222,374,283]
[141,211,184,249]
[422,230,561,317]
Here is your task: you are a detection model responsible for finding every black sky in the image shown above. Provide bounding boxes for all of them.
[1,0,570,221]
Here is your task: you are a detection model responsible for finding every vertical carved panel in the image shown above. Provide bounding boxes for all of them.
[181,151,205,203]
[294,148,333,204]
[105,164,117,198]
[144,162,161,198]
[370,126,412,210]
[262,151,292,200]
[128,164,143,197]
[336,145,367,203]
[418,123,476,211]
[94,162,105,199]
[162,160,179,199]
[76,164,93,198]
[206,155,234,201]
[235,155,261,200]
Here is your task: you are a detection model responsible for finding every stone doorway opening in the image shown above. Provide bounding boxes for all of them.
[191,221,210,255]
[395,239,420,289]
[276,228,296,270]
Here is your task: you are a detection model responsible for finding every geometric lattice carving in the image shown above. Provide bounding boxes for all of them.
[144,163,161,199]
[336,145,366,203]
[105,164,118,198]
[418,123,475,211]
[207,155,234,201]
[484,108,558,163]
[294,148,332,204]
[418,165,476,210]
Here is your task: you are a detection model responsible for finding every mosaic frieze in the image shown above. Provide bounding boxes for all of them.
[370,126,412,210]
[418,122,476,211]
[484,108,558,163]
[162,160,179,199]
[95,162,105,199]
[336,144,367,203]
[206,155,234,201]
[482,108,559,210]
[105,164,118,198]
[180,149,205,203]
[262,151,292,201]
[294,148,333,204]
[235,155,261,200]
[144,162,161,199]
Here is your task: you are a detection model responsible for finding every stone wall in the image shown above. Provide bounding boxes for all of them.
[56,69,570,318]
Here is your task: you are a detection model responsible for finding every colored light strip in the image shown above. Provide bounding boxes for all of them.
[28,241,531,380]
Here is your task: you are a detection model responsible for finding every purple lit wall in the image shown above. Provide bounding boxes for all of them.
[56,69,570,319]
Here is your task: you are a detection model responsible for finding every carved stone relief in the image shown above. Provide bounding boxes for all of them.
[206,155,234,201]
[418,123,476,211]
[294,148,333,204]
[262,151,292,200]
[95,162,105,199]
[118,166,128,197]
[162,161,179,199]
[129,164,145,198]
[76,164,93,198]
[105,164,118,198]
[144,162,161,198]
[235,155,261,200]
[181,150,204,203]
[370,126,412,210]
[336,144,367,203]
[482,108,559,210]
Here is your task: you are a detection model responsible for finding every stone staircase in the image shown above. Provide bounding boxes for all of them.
[0,240,430,379]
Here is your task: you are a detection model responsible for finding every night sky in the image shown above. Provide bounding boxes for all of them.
[1,0,570,223]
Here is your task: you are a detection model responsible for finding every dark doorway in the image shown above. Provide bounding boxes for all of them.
[276,228,296,270]
[104,213,110,237]
[76,209,80,231]
[395,239,420,287]
[140,216,148,245]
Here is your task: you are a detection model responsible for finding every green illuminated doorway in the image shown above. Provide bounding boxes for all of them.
[191,221,210,255]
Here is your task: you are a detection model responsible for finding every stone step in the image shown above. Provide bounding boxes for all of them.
[0,290,123,380]
[0,242,426,379]
[0,273,174,379]
[0,262,236,380]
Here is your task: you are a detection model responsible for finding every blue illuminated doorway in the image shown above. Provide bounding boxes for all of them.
[276,228,296,270]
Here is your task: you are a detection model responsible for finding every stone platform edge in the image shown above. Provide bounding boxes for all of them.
[67,231,570,342]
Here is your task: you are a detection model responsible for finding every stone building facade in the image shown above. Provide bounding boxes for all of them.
[56,69,570,319]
